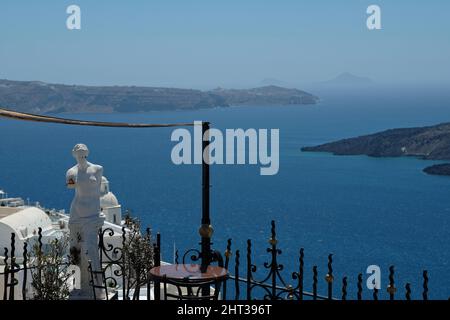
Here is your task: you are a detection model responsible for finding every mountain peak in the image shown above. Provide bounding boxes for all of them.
[323,73,374,85]
[320,72,374,87]
[259,78,290,87]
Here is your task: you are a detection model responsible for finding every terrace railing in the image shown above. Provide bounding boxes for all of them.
[97,226,161,300]
[214,221,432,301]
[0,221,440,300]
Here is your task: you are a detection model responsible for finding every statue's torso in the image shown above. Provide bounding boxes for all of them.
[67,162,103,224]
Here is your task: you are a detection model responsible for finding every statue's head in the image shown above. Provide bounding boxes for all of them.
[72,143,89,161]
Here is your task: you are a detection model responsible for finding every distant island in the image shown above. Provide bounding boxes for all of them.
[0,79,318,114]
[211,86,318,106]
[301,123,450,176]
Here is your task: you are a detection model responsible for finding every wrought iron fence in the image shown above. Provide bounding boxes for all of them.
[97,226,161,300]
[1,227,73,300]
[0,221,442,300]
[2,232,28,300]
[0,226,160,300]
[179,221,434,301]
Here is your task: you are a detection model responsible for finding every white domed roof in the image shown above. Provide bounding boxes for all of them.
[0,207,53,242]
[100,192,119,209]
[100,176,110,195]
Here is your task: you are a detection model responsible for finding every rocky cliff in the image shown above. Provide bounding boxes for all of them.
[0,80,318,114]
[302,123,450,176]
[302,123,450,160]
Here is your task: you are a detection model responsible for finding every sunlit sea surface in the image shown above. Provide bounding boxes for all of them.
[1,88,450,299]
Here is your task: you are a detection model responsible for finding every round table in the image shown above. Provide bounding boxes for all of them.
[150,264,228,300]
[150,264,228,282]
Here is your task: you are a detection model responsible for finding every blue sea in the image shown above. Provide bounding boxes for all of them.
[1,87,450,299]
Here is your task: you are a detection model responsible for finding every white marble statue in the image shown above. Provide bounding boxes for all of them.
[66,143,105,299]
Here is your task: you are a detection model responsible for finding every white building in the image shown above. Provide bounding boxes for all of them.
[0,176,125,300]
[100,176,122,225]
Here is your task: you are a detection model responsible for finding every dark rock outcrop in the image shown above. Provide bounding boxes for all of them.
[423,163,450,176]
[302,123,450,161]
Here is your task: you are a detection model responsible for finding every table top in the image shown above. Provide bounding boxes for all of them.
[150,264,228,282]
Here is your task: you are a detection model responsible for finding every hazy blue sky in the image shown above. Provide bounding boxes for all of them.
[0,0,449,88]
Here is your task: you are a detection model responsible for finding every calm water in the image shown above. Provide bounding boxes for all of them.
[1,88,450,299]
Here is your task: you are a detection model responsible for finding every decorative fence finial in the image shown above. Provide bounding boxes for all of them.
[10,233,16,263]
[299,248,304,301]
[342,277,348,300]
[313,266,318,300]
[422,270,428,301]
[222,239,232,299]
[325,254,334,300]
[235,250,240,300]
[357,273,363,300]
[225,239,232,259]
[22,242,28,300]
[246,239,255,300]
[387,265,396,300]
[268,220,277,246]
[175,250,179,264]
[405,283,411,301]
[38,227,43,253]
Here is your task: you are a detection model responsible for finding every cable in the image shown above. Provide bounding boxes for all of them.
[0,107,198,128]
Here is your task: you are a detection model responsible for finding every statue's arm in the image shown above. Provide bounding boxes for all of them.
[95,165,104,183]
[66,168,76,189]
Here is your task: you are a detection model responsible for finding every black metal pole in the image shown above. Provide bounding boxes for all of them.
[200,121,212,273]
